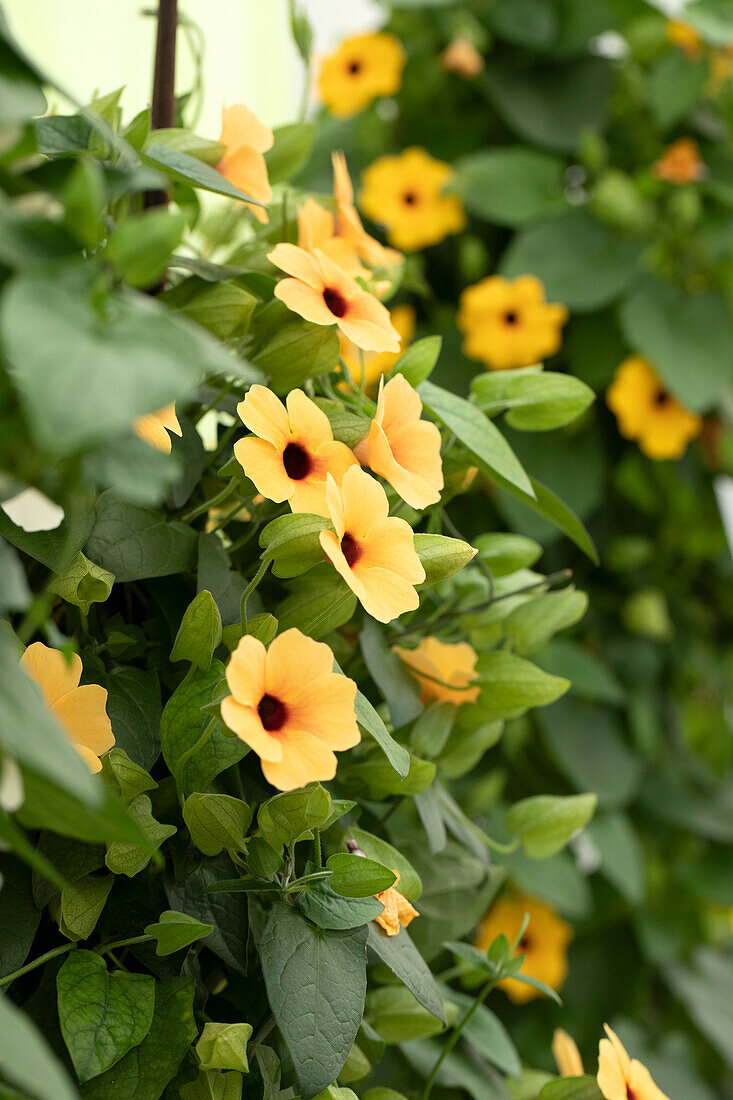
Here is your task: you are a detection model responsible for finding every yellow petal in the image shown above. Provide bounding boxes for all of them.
[220,696,283,762]
[52,684,114,759]
[20,643,82,707]
[237,385,291,447]
[225,635,267,707]
[261,729,337,791]
[233,436,292,503]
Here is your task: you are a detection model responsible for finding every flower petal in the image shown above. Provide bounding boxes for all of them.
[225,635,267,706]
[268,243,325,289]
[220,103,273,154]
[353,565,420,623]
[286,389,333,449]
[233,436,292,503]
[274,278,336,326]
[220,696,283,762]
[52,684,114,758]
[359,516,425,582]
[261,729,338,791]
[288,672,359,750]
[265,628,335,700]
[20,643,82,707]
[237,385,291,447]
[340,465,389,536]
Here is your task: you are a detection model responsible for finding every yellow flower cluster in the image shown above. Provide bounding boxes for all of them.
[458,274,568,370]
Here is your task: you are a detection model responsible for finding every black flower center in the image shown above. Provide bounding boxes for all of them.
[653,389,670,407]
[503,311,519,326]
[282,442,312,481]
[347,59,362,75]
[340,532,361,567]
[626,1088,637,1100]
[402,190,419,206]
[323,286,349,318]
[258,693,287,732]
[518,935,532,952]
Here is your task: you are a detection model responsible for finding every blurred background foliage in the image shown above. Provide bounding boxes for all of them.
[300,0,733,1096]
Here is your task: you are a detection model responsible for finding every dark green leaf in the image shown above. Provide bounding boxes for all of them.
[327,853,395,898]
[367,924,446,1023]
[86,492,198,582]
[143,910,213,956]
[171,590,223,671]
[454,147,566,226]
[265,123,315,185]
[143,142,264,205]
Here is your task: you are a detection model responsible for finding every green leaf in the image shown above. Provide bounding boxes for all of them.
[0,503,94,573]
[587,813,645,905]
[81,976,197,1099]
[104,210,186,288]
[105,794,176,877]
[446,989,521,1077]
[50,552,114,615]
[0,264,232,456]
[353,687,411,778]
[507,793,597,858]
[18,768,153,848]
[57,950,155,1082]
[179,1070,244,1100]
[144,909,213,956]
[647,51,708,127]
[101,747,157,806]
[390,336,442,387]
[161,661,247,797]
[473,532,542,577]
[619,276,733,410]
[0,858,41,979]
[488,0,557,47]
[265,123,315,185]
[0,993,77,1100]
[298,880,385,929]
[252,320,339,393]
[359,617,423,730]
[497,476,599,563]
[63,158,105,249]
[475,651,569,720]
[163,277,257,340]
[171,590,223,671]
[143,142,264,205]
[259,512,329,578]
[196,1022,253,1072]
[454,148,566,226]
[684,0,733,45]
[503,588,588,654]
[58,873,113,941]
[472,369,594,431]
[277,570,356,638]
[345,828,422,901]
[145,127,225,165]
[486,56,612,153]
[367,986,449,1043]
[313,398,370,447]
[345,752,435,799]
[367,924,446,1023]
[183,793,251,857]
[666,947,733,1066]
[258,783,331,852]
[501,210,642,311]
[0,631,100,805]
[418,380,534,496]
[258,902,368,1099]
[164,851,247,974]
[86,492,198,582]
[327,853,396,898]
[104,667,162,771]
[414,533,476,586]
[0,537,30,613]
[540,1077,604,1099]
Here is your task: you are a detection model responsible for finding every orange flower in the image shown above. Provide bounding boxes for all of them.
[552,1029,584,1077]
[318,32,406,118]
[234,385,356,516]
[374,870,419,936]
[606,356,702,460]
[597,1025,670,1100]
[220,629,360,792]
[332,151,402,270]
[441,37,484,77]
[339,303,415,393]
[267,243,400,354]
[458,274,568,370]
[20,642,114,773]
[355,374,443,508]
[297,197,366,279]
[319,465,425,623]
[475,893,573,1004]
[394,637,480,706]
[652,138,704,184]
[217,103,273,223]
[133,403,182,454]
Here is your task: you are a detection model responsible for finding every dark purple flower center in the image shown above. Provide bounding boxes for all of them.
[323,286,348,318]
[402,190,419,206]
[653,389,670,407]
[503,311,519,326]
[347,59,362,75]
[340,532,361,567]
[258,693,287,732]
[282,442,312,480]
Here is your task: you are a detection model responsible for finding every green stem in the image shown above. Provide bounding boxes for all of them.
[181,479,236,524]
[240,559,272,630]
[421,975,497,1100]
[0,942,77,987]
[313,827,322,868]
[282,870,332,895]
[94,934,154,954]
[174,716,217,796]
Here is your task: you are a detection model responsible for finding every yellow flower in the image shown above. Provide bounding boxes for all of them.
[457,274,568,370]
[652,138,704,184]
[394,637,480,706]
[374,870,419,936]
[217,103,273,223]
[441,37,485,77]
[220,628,360,792]
[597,1025,670,1100]
[475,892,573,1004]
[553,1029,584,1077]
[20,642,114,773]
[297,196,367,280]
[606,356,702,460]
[268,243,400,353]
[133,403,182,454]
[667,19,703,58]
[333,151,403,270]
[234,385,356,516]
[354,374,443,508]
[340,303,415,393]
[359,147,466,252]
[318,32,406,118]
[319,465,425,623]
